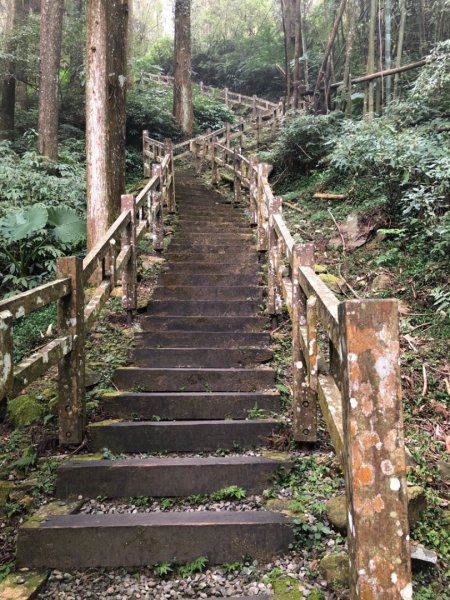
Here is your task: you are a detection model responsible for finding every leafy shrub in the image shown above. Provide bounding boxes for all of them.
[193,94,235,132]
[272,112,343,173]
[127,85,181,145]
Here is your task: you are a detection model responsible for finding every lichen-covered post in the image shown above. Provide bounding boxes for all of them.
[292,243,318,442]
[233,148,242,207]
[339,299,412,600]
[224,87,229,106]
[152,164,164,253]
[268,196,282,326]
[0,310,13,408]
[257,163,269,252]
[256,113,262,147]
[249,156,258,226]
[253,95,258,117]
[239,118,245,147]
[226,122,231,149]
[121,194,137,321]
[211,136,219,186]
[143,130,150,178]
[57,257,85,446]
[164,138,176,213]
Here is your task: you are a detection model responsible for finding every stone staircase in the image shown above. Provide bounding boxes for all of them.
[16,170,293,571]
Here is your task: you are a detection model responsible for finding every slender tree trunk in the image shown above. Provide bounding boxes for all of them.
[300,1,308,88]
[384,0,392,104]
[341,0,356,115]
[393,0,406,100]
[293,0,303,109]
[108,0,129,219]
[366,0,377,118]
[280,0,291,107]
[38,0,64,161]
[86,0,112,255]
[68,0,85,93]
[313,0,347,112]
[0,0,23,138]
[173,0,193,137]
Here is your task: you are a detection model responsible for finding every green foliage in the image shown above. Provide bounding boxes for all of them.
[193,94,235,132]
[178,556,209,578]
[0,204,85,295]
[7,396,43,429]
[222,561,242,574]
[154,562,174,577]
[210,485,247,501]
[12,304,56,363]
[127,85,181,145]
[8,446,37,474]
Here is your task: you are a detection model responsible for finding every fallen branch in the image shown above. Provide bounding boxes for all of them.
[283,200,303,214]
[422,364,428,397]
[313,193,348,200]
[328,209,347,255]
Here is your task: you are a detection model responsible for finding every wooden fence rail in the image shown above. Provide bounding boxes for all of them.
[0,153,175,446]
[189,139,412,600]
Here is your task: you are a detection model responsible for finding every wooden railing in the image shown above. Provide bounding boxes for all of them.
[0,151,175,446]
[190,139,412,599]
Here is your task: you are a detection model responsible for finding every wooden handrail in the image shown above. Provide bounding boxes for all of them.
[0,278,71,320]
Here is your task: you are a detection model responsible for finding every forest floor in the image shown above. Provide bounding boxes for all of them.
[0,151,449,600]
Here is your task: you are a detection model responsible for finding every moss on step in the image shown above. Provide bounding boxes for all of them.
[22,500,81,529]
[88,419,122,427]
[272,577,305,599]
[7,395,43,428]
[0,571,48,600]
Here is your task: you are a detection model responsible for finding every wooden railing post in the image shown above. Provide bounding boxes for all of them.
[268,196,283,325]
[225,122,231,149]
[292,244,317,442]
[164,138,176,213]
[121,194,137,320]
[257,113,262,146]
[253,95,258,117]
[239,118,245,147]
[0,310,13,408]
[211,136,219,186]
[233,148,242,206]
[152,164,164,253]
[143,130,150,178]
[57,257,85,446]
[249,156,258,226]
[339,299,412,600]
[224,87,229,106]
[200,81,204,94]
[257,163,269,252]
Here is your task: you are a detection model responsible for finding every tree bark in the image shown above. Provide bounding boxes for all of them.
[38,0,64,161]
[86,0,112,255]
[293,0,303,109]
[366,0,377,118]
[108,0,129,219]
[384,0,392,104]
[173,0,193,138]
[341,0,356,115]
[313,0,347,112]
[0,0,24,138]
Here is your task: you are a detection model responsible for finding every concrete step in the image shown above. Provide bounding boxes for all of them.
[17,511,293,569]
[131,347,273,368]
[163,264,258,275]
[157,273,259,287]
[152,286,264,301]
[139,316,267,333]
[88,419,282,453]
[146,300,261,316]
[135,331,271,348]
[112,367,276,392]
[56,455,289,499]
[101,391,281,420]
[175,233,253,240]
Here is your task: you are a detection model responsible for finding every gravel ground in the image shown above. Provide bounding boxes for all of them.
[79,496,264,515]
[37,553,339,599]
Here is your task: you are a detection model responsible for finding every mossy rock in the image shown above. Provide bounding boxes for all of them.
[0,481,16,507]
[319,273,344,293]
[39,386,57,402]
[273,577,303,600]
[326,494,347,532]
[318,553,349,587]
[0,571,48,600]
[314,264,328,274]
[7,395,43,428]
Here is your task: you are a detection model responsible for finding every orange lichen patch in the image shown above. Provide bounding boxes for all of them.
[361,431,381,449]
[355,464,375,487]
[361,398,374,417]
[373,494,385,513]
[358,579,377,600]
[351,420,358,436]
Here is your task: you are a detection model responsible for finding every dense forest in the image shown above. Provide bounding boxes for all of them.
[0,1,449,599]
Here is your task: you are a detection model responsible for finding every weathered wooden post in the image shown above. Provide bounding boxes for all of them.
[256,113,262,146]
[57,257,85,446]
[0,310,13,407]
[164,138,176,213]
[225,122,231,149]
[200,81,204,94]
[339,299,412,600]
[239,118,245,148]
[121,194,137,322]
[249,156,258,226]
[224,87,229,106]
[291,244,317,442]
[268,196,283,327]
[257,163,269,252]
[233,148,242,206]
[152,164,164,253]
[253,95,258,117]
[211,136,219,186]
[143,130,150,178]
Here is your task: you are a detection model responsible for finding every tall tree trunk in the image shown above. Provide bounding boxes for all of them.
[313,0,347,112]
[86,0,112,255]
[108,0,129,219]
[173,0,193,137]
[366,0,377,118]
[300,0,308,89]
[293,0,303,109]
[384,0,392,104]
[341,0,356,115]
[280,0,291,107]
[68,0,85,93]
[393,0,406,100]
[38,0,64,161]
[0,0,23,138]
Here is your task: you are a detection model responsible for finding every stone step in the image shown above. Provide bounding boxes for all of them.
[56,455,289,499]
[175,234,253,242]
[164,256,259,266]
[177,222,250,229]
[131,347,273,368]
[152,286,264,301]
[135,331,271,348]
[88,419,282,453]
[139,316,267,333]
[17,511,293,569]
[146,300,261,316]
[101,391,281,420]
[163,264,258,275]
[112,367,276,392]
[157,273,259,287]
